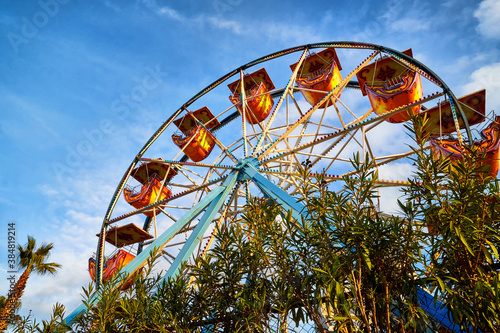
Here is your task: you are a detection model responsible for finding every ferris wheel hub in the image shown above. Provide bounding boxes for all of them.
[235,157,260,182]
[236,157,260,169]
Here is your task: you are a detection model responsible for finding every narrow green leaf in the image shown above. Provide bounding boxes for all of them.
[485,239,500,261]
[455,226,474,255]
[361,244,372,270]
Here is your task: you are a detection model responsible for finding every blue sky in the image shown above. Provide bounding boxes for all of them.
[1,0,500,322]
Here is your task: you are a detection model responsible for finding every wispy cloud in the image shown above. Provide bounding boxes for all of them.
[202,15,243,35]
[474,0,500,40]
[157,6,185,21]
[390,18,431,32]
[145,3,326,42]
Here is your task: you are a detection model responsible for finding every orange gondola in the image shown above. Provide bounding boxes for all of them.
[357,49,423,123]
[290,48,343,107]
[172,106,220,162]
[130,158,178,185]
[430,116,500,178]
[228,68,275,124]
[123,178,172,217]
[88,249,136,290]
[123,160,177,216]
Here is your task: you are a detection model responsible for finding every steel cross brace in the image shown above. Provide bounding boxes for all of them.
[239,158,306,222]
[63,172,237,326]
[159,171,238,283]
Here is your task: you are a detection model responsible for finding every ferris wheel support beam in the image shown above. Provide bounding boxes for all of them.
[63,177,233,326]
[242,160,306,222]
[160,171,238,283]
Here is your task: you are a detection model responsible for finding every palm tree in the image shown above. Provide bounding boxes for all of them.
[0,236,61,332]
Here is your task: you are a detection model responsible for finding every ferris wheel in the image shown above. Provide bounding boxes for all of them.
[65,42,495,329]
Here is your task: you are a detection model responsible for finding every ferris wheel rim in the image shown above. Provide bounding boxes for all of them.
[92,41,473,292]
[100,42,471,227]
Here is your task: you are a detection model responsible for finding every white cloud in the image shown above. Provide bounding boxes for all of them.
[474,0,500,39]
[390,18,431,33]
[19,246,92,319]
[200,15,243,35]
[158,6,184,21]
[102,0,121,12]
[462,62,500,113]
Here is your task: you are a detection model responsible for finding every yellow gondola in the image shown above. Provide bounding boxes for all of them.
[290,48,343,107]
[430,116,500,178]
[123,160,177,216]
[357,49,423,123]
[88,249,136,290]
[228,68,275,124]
[172,106,220,162]
[123,178,171,217]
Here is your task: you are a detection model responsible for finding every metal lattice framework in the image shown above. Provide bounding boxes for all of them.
[63,42,482,332]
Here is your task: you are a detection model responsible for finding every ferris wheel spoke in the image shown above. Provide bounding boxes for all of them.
[259,50,380,159]
[321,129,361,173]
[345,108,374,128]
[337,96,366,125]
[156,207,178,224]
[374,145,429,166]
[276,142,304,187]
[162,250,176,262]
[176,167,202,188]
[262,124,355,167]
[238,69,250,157]
[274,170,300,191]
[254,48,310,156]
[146,159,234,173]
[308,103,330,157]
[332,100,347,129]
[363,130,377,162]
[288,91,306,118]
[292,116,311,151]
[213,134,239,164]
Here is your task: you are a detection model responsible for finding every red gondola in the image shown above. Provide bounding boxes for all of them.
[123,160,177,216]
[418,90,486,140]
[124,178,171,217]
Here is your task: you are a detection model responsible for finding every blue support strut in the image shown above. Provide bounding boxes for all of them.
[160,171,238,283]
[243,162,306,222]
[63,178,231,326]
[416,286,465,332]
